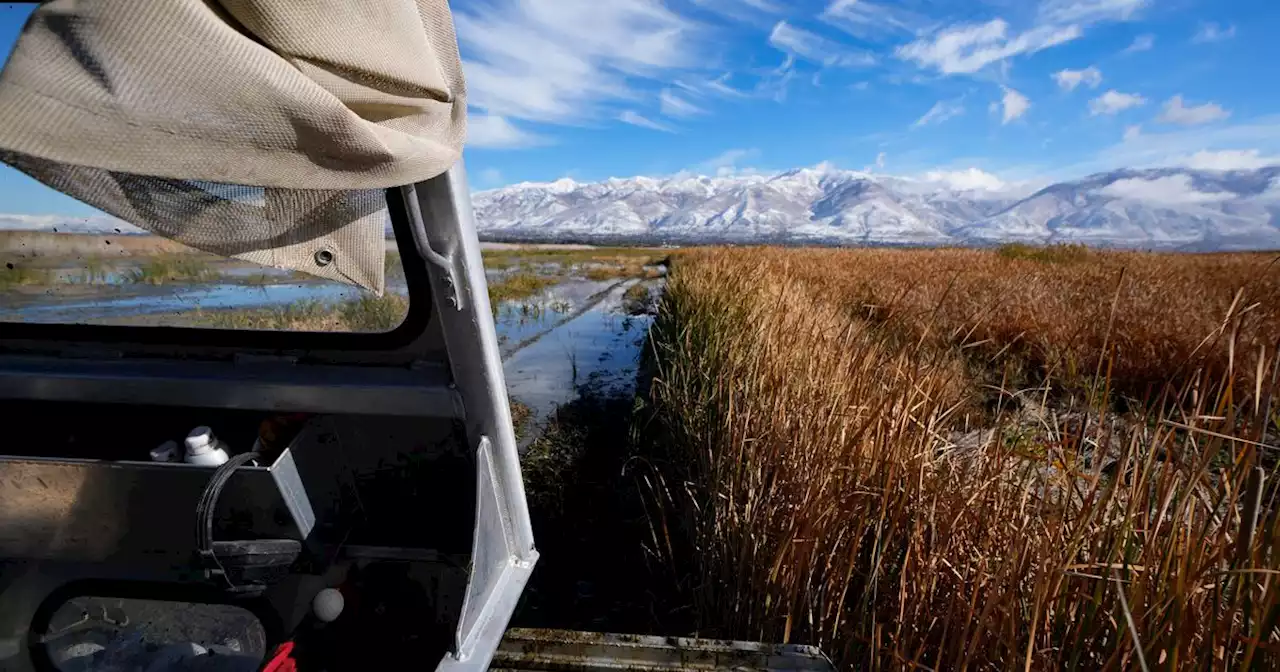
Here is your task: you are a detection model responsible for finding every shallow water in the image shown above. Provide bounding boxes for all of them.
[0,282,360,323]
[1,265,657,441]
[503,280,652,442]
[493,279,618,355]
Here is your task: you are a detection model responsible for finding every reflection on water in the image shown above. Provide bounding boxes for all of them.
[1,282,359,323]
[494,279,617,356]
[503,280,652,444]
[1,255,659,436]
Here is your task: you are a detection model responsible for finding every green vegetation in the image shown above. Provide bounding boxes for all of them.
[202,293,408,332]
[71,256,111,284]
[996,241,1091,263]
[482,246,663,268]
[512,394,673,634]
[510,400,533,442]
[0,263,46,287]
[621,283,653,316]
[339,294,408,332]
[127,255,218,285]
[488,272,557,307]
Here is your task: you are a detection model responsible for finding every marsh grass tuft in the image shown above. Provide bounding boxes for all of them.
[0,263,46,287]
[489,272,557,308]
[127,255,217,285]
[638,247,1280,669]
[203,293,408,332]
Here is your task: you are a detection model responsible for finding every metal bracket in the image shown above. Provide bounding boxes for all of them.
[400,184,464,312]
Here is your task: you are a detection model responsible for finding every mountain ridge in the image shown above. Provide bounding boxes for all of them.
[473,165,1280,250]
[4,166,1280,251]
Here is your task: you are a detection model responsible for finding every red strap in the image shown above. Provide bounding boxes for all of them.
[261,641,297,672]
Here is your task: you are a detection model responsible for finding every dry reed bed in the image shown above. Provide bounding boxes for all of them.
[770,246,1280,399]
[641,247,1280,669]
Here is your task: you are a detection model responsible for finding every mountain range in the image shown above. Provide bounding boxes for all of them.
[472,166,1280,251]
[5,166,1280,251]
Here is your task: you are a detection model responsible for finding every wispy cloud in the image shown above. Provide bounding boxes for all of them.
[1123,33,1155,53]
[706,73,750,97]
[1192,22,1236,44]
[769,21,877,67]
[998,87,1030,124]
[1181,149,1280,171]
[1100,174,1234,204]
[693,148,762,176]
[1089,90,1146,115]
[896,19,1081,75]
[912,99,965,128]
[476,167,505,187]
[922,167,1007,191]
[1123,124,1142,141]
[1050,116,1280,178]
[690,0,780,19]
[1158,95,1230,125]
[1053,66,1102,91]
[821,0,926,39]
[1038,0,1148,24]
[455,0,697,128]
[660,89,707,117]
[468,114,548,148]
[619,110,675,132]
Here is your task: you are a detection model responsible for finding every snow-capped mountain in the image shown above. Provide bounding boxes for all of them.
[4,166,1279,250]
[473,166,1280,250]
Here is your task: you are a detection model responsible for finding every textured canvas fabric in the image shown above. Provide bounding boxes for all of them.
[0,0,468,291]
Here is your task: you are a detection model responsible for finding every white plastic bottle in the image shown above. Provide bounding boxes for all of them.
[184,426,230,466]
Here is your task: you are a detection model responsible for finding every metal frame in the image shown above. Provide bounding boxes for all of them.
[0,165,540,672]
[410,167,538,670]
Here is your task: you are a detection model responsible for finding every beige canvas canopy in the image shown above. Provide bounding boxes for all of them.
[0,0,469,292]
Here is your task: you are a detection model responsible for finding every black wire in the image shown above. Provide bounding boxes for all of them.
[194,451,260,590]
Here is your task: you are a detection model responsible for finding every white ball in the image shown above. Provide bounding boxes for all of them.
[312,588,345,623]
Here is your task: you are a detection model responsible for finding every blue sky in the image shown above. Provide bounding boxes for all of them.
[2,0,1279,215]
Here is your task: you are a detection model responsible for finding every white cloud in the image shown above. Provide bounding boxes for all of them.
[1181,149,1280,171]
[999,87,1031,124]
[1158,95,1230,126]
[821,0,925,38]
[618,110,674,132]
[769,21,876,67]
[660,89,707,117]
[1193,22,1236,44]
[694,148,761,176]
[676,73,749,99]
[896,19,1082,75]
[875,152,887,169]
[1089,90,1146,115]
[1044,115,1280,179]
[1100,175,1234,204]
[455,0,696,126]
[922,167,1007,191]
[706,73,749,97]
[476,167,505,187]
[1053,66,1102,91]
[1123,124,1142,141]
[1039,0,1148,24]
[1123,33,1154,53]
[468,114,547,148]
[690,0,780,17]
[912,99,965,128]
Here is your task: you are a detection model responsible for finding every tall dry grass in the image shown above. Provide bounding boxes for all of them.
[769,246,1280,400]
[640,247,1280,669]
